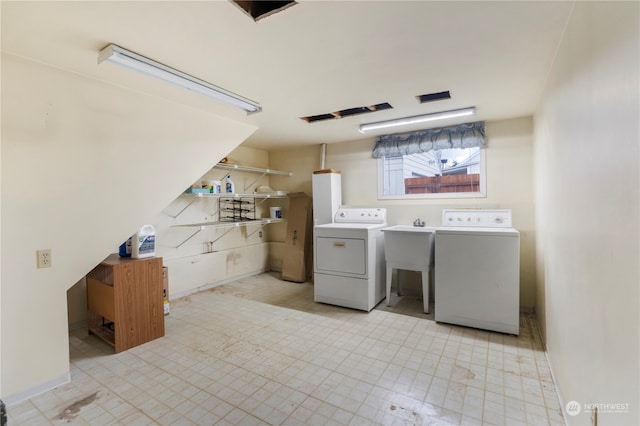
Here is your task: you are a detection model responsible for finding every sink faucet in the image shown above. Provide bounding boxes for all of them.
[413,218,425,227]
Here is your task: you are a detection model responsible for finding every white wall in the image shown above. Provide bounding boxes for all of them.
[138,146,274,299]
[67,145,289,329]
[269,117,537,308]
[0,54,256,404]
[535,2,639,425]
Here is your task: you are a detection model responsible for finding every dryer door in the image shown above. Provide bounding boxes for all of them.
[315,237,366,276]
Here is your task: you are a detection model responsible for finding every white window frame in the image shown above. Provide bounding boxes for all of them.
[377,148,487,200]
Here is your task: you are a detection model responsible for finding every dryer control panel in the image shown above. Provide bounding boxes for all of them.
[441,209,513,228]
[334,208,387,224]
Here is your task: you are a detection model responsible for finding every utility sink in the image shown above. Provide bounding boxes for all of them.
[382,225,436,267]
[381,225,436,313]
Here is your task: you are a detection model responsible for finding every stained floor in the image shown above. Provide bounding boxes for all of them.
[8,272,565,425]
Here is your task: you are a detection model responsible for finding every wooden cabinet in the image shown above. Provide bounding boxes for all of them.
[87,254,165,353]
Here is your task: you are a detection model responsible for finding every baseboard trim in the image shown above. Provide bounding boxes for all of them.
[3,372,70,407]
[544,345,568,426]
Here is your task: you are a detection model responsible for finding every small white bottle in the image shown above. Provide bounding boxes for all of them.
[225,174,235,193]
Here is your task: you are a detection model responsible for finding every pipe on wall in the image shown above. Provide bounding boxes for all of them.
[320,143,326,170]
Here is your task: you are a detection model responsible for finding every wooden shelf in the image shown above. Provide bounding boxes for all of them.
[87,321,115,347]
[86,255,164,353]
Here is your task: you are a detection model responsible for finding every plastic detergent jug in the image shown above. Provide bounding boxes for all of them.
[131,224,156,259]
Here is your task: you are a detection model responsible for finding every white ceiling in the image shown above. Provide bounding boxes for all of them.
[1,1,573,150]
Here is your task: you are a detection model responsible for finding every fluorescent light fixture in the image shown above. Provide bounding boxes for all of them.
[98,44,261,114]
[359,107,476,133]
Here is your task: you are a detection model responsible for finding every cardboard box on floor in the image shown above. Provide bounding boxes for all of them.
[282,192,313,283]
[162,266,170,315]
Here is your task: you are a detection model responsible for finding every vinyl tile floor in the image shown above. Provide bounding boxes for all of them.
[8,272,565,425]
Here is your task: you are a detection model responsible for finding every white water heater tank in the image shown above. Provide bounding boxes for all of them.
[312,170,342,226]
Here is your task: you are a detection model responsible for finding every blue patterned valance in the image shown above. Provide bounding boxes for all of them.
[371,121,486,158]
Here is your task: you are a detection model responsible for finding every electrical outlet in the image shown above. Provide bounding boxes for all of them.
[37,249,52,268]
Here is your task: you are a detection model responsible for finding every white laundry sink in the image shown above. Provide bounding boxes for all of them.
[382,225,436,268]
[381,225,436,313]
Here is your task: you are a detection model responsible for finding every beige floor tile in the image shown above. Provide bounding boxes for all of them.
[7,272,564,425]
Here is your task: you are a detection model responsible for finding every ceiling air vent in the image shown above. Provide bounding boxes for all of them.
[301,102,393,123]
[231,1,297,21]
[303,113,336,123]
[417,91,451,103]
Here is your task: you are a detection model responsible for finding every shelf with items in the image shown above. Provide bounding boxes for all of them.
[218,193,289,204]
[167,192,289,219]
[214,163,292,193]
[184,192,289,199]
[171,218,286,248]
[166,162,292,249]
[219,196,255,222]
[213,163,292,176]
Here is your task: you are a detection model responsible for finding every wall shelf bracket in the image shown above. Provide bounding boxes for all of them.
[247,223,266,238]
[243,171,268,192]
[164,196,199,219]
[175,228,202,249]
[211,225,237,244]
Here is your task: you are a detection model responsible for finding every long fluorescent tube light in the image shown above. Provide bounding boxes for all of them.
[359,107,476,133]
[98,44,262,114]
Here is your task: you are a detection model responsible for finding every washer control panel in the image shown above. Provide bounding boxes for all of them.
[335,208,387,224]
[441,209,513,228]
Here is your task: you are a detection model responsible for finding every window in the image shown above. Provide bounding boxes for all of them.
[372,121,487,199]
[378,147,486,199]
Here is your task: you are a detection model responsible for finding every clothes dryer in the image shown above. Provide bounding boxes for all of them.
[314,208,387,311]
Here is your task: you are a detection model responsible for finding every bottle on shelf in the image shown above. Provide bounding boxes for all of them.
[225,174,235,193]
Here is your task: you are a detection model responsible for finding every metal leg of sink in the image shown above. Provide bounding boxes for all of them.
[422,268,430,314]
[386,265,393,306]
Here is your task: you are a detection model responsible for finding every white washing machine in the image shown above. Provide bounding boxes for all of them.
[435,209,520,335]
[314,208,387,311]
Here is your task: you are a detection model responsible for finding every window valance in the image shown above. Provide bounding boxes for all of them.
[371,121,486,158]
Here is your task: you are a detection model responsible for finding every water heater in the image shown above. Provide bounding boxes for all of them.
[312,169,342,226]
